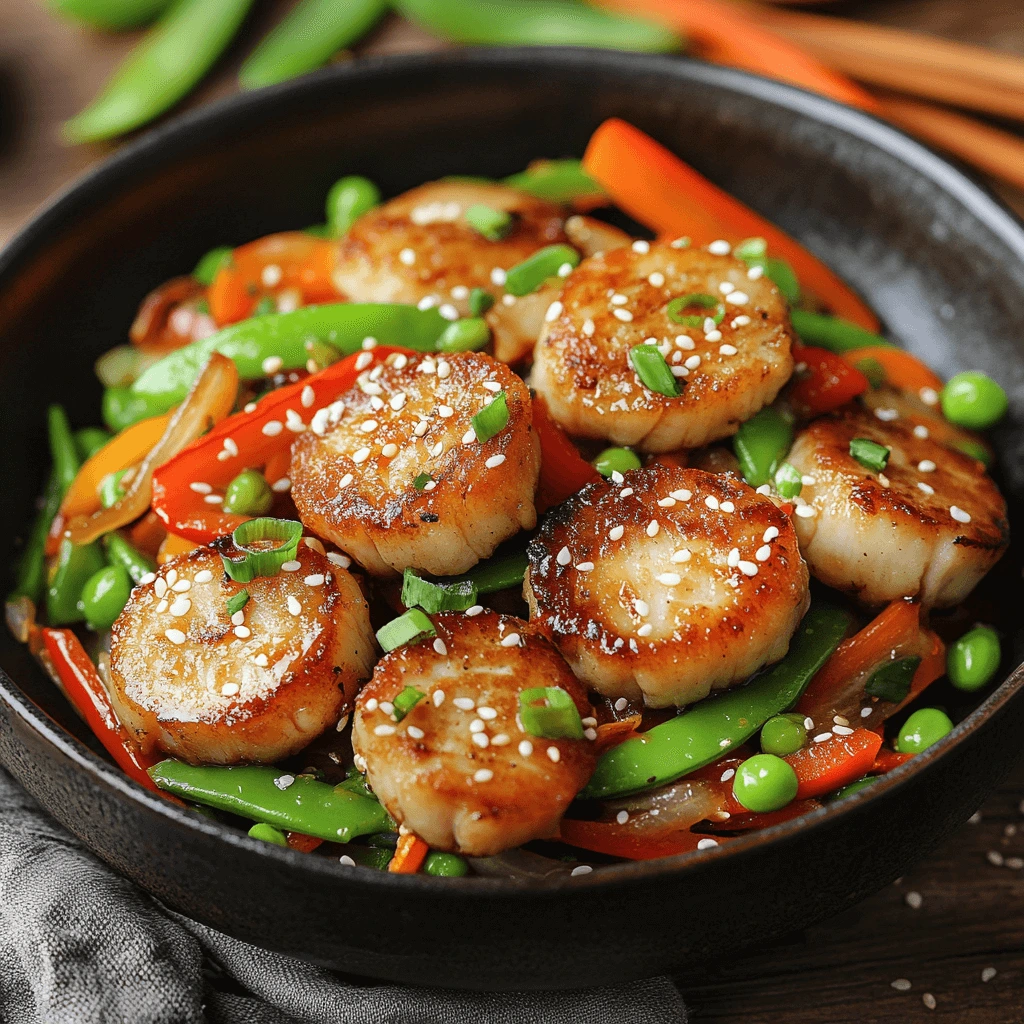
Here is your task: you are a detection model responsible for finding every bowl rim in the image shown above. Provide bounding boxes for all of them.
[2,46,1023,897]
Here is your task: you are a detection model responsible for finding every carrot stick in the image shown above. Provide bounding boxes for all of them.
[582,119,880,331]
[388,832,430,874]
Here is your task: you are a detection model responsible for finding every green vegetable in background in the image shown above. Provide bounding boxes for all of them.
[941,371,1008,430]
[47,538,107,626]
[80,564,133,631]
[240,0,388,89]
[325,176,382,237]
[49,0,173,31]
[789,310,893,353]
[896,708,953,754]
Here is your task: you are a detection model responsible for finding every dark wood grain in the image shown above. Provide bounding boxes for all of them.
[1,2,1023,1019]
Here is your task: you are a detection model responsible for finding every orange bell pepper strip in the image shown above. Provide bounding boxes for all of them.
[60,414,172,520]
[41,628,160,792]
[843,345,944,397]
[532,395,601,512]
[788,344,869,419]
[785,728,883,799]
[151,346,402,543]
[582,119,879,331]
[597,0,876,112]
[388,832,430,874]
[208,232,340,326]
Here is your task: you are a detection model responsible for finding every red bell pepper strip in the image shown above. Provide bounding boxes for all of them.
[41,628,160,792]
[286,831,324,853]
[871,749,914,774]
[558,817,725,860]
[582,119,880,331]
[784,728,882,799]
[719,799,822,831]
[151,346,401,543]
[788,344,869,419]
[208,232,341,326]
[532,395,600,512]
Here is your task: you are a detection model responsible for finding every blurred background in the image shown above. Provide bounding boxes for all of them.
[3,2,1024,1020]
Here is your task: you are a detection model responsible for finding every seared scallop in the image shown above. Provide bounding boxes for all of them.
[351,611,596,856]
[787,405,1008,607]
[524,465,810,707]
[289,351,540,577]
[333,180,572,364]
[532,242,795,452]
[108,543,375,765]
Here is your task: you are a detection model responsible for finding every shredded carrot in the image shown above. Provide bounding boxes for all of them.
[843,345,944,396]
[388,832,430,874]
[582,118,880,331]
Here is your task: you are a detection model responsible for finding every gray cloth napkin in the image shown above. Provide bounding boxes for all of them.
[0,768,686,1024]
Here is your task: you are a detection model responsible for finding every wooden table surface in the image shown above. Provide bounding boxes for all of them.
[2,2,1024,1021]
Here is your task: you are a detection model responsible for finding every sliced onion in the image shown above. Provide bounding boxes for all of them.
[65,353,239,546]
[605,779,727,835]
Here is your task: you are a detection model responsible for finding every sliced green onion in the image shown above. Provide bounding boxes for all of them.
[666,293,725,328]
[593,447,642,478]
[99,469,129,509]
[504,244,580,296]
[472,391,509,442]
[438,317,491,353]
[864,656,921,703]
[518,686,584,740]
[790,309,892,353]
[227,589,250,617]
[629,345,681,398]
[503,159,604,205]
[733,237,767,261]
[465,204,514,241]
[402,568,478,614]
[221,518,303,583]
[413,472,432,491]
[849,438,890,473]
[376,608,436,653]
[446,548,528,595]
[393,685,426,721]
[774,462,803,499]
[193,246,233,285]
[468,287,494,317]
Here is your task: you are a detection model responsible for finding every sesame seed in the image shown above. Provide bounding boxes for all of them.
[233,626,250,639]
[274,774,295,790]
[746,265,764,280]
[756,484,772,495]
[860,706,873,718]
[634,599,650,617]
[570,864,592,877]
[140,572,157,585]
[657,572,681,586]
[439,303,459,321]
[987,850,1004,866]
[437,360,451,379]
[631,240,650,254]
[706,330,723,343]
[473,768,494,783]
[732,315,751,327]
[262,420,283,437]
[472,732,490,748]
[465,605,483,617]
[982,968,997,982]
[287,596,301,616]
[204,494,223,504]
[433,689,446,707]
[922,993,936,1010]
[720,500,735,513]
[327,552,351,569]
[165,629,186,645]
[917,459,936,473]
[658,497,676,508]
[709,240,731,255]
[814,733,833,743]
[547,746,561,763]
[399,248,416,265]
[427,441,443,458]
[671,549,691,563]
[453,697,475,711]
[875,407,899,422]
[469,718,485,734]
[647,520,660,537]
[304,574,325,587]
[254,654,269,667]
[608,525,625,541]
[637,624,653,637]
[338,854,356,867]
[352,447,371,465]
[891,979,912,992]
[613,308,633,322]
[704,495,719,510]
[920,387,939,405]
[795,504,817,518]
[374,724,396,736]
[485,454,505,469]
[490,267,506,285]
[914,424,930,439]
[261,355,284,376]
[231,611,245,626]
[726,291,749,305]
[905,890,923,908]
[501,632,521,647]
[696,838,719,850]
[648,271,665,287]
[951,505,972,523]
[620,487,633,497]
[417,295,438,311]
[738,561,758,577]
[720,344,738,356]
[556,546,572,566]
[281,560,301,572]
[581,318,595,337]
[519,740,534,757]
[727,547,740,567]
[719,281,735,295]
[684,354,701,370]
[432,638,447,659]
[190,481,212,494]
[545,301,563,322]
[671,489,692,501]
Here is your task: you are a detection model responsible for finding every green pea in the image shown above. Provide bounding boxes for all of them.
[422,851,469,877]
[80,564,133,631]
[941,371,1008,430]
[593,447,642,478]
[828,776,878,801]
[760,713,807,757]
[326,175,381,237]
[732,754,799,813]
[437,317,491,353]
[947,626,1001,692]
[248,822,289,847]
[896,708,953,754]
[223,469,274,516]
[99,469,129,509]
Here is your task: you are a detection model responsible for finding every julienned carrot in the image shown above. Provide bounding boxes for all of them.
[389,832,430,874]
[60,414,172,519]
[843,345,943,396]
[582,119,880,332]
[597,0,876,112]
[785,728,882,799]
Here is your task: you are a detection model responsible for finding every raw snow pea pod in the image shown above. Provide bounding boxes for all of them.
[733,406,793,487]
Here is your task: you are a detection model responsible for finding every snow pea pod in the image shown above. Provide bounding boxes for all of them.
[149,761,393,843]
[128,303,449,421]
[790,310,892,354]
[395,0,680,51]
[240,0,387,89]
[65,0,256,143]
[49,0,172,30]
[580,603,854,800]
[733,406,793,488]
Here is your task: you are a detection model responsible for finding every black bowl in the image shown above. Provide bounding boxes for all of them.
[2,49,1023,991]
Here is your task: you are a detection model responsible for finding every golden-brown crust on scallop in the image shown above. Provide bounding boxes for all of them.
[524,465,810,707]
[787,406,1008,606]
[351,612,596,855]
[109,545,375,764]
[289,351,540,577]
[532,242,795,451]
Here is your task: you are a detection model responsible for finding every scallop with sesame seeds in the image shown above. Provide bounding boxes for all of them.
[532,243,795,451]
[290,351,540,577]
[524,465,809,707]
[108,545,374,765]
[351,611,596,856]
[787,406,1008,607]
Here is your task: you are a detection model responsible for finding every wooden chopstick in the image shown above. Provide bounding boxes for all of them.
[746,7,1024,122]
[875,94,1024,194]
